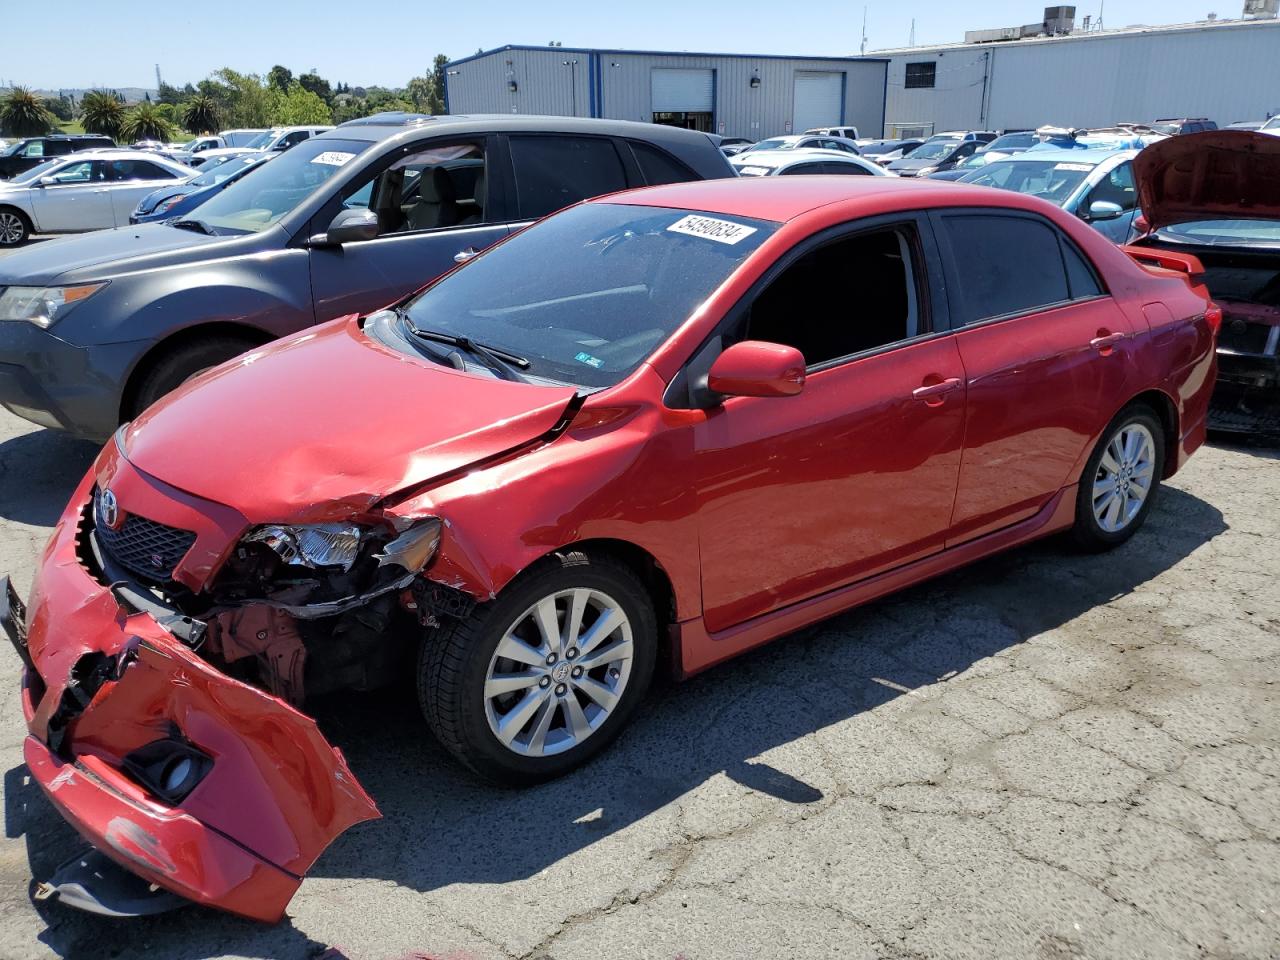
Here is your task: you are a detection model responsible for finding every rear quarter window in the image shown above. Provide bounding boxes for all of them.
[628,141,699,185]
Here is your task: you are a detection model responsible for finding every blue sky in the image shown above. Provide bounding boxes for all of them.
[4,0,1224,90]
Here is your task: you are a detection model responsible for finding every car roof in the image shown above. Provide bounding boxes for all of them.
[596,176,1038,223]
[46,149,192,166]
[322,113,718,150]
[732,148,869,168]
[989,147,1136,165]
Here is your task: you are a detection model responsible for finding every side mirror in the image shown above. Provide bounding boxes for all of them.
[1087,200,1124,221]
[37,176,57,187]
[317,207,380,246]
[708,341,806,400]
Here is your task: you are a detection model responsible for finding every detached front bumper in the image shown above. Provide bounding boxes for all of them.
[8,472,380,922]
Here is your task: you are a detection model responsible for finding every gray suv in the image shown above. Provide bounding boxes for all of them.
[0,114,733,440]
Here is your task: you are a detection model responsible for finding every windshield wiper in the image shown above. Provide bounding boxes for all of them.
[170,218,217,236]
[403,322,531,381]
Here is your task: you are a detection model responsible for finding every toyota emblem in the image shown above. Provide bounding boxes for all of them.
[99,489,123,530]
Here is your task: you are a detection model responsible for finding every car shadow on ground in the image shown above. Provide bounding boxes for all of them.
[0,428,97,526]
[5,484,1226,959]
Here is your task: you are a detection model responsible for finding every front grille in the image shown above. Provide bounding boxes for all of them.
[93,490,196,583]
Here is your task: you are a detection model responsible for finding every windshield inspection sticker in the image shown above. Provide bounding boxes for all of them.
[310,151,357,167]
[575,351,605,369]
[1053,162,1093,172]
[667,214,758,245]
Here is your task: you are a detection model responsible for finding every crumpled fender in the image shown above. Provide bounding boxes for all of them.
[22,470,379,922]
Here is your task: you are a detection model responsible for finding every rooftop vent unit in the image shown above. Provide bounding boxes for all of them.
[964,5,1076,42]
[1243,0,1278,18]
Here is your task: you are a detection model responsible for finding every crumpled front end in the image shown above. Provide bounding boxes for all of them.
[11,461,381,922]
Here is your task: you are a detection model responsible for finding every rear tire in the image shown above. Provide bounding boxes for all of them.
[1072,404,1165,551]
[127,336,260,418]
[419,551,657,786]
[0,207,31,247]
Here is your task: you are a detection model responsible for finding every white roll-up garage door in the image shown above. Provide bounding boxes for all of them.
[651,68,714,112]
[792,71,843,132]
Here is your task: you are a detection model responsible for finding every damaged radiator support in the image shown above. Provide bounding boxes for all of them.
[204,607,306,705]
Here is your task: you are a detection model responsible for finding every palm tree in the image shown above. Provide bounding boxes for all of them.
[0,86,54,137]
[80,90,126,139]
[182,95,221,135]
[121,102,174,143]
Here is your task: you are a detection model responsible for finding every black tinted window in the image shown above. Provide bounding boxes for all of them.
[629,141,697,185]
[826,161,871,175]
[108,159,176,181]
[1062,239,1103,299]
[780,163,825,176]
[746,227,921,366]
[510,136,628,220]
[942,214,1070,324]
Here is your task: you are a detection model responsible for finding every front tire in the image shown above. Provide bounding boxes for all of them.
[419,552,657,785]
[0,207,31,247]
[1073,404,1164,550]
[127,336,260,419]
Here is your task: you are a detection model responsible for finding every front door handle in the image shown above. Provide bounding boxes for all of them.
[1090,331,1126,355]
[912,377,962,405]
[453,247,479,264]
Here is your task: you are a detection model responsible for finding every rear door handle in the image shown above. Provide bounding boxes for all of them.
[1090,332,1126,352]
[912,377,962,404]
[454,247,479,263]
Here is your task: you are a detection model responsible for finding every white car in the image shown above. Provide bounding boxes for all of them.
[194,125,335,164]
[731,148,894,178]
[0,150,196,246]
[803,125,859,141]
[739,134,863,156]
[163,135,227,166]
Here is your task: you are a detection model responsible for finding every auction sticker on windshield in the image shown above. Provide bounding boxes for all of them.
[667,214,758,245]
[1054,162,1093,172]
[311,151,357,167]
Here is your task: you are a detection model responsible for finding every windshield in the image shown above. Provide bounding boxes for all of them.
[1262,116,1280,130]
[956,153,988,169]
[400,203,777,388]
[961,158,1094,204]
[859,141,898,155]
[987,133,1036,151]
[190,154,261,187]
[0,141,27,157]
[188,137,370,235]
[905,141,959,161]
[242,131,277,149]
[749,139,793,151]
[1158,219,1280,245]
[8,158,64,185]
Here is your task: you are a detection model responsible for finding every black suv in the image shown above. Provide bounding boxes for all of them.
[0,134,117,178]
[0,114,735,440]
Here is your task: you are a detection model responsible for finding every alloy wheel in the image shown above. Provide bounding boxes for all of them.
[483,587,634,757]
[0,212,25,245]
[1091,422,1156,532]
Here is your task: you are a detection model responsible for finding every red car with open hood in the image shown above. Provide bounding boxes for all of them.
[4,174,1218,921]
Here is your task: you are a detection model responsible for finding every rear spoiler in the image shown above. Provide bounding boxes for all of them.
[1120,245,1206,282]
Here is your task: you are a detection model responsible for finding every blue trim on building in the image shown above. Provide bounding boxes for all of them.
[711,68,719,133]
[839,71,847,125]
[443,74,451,114]
[588,53,598,118]
[446,44,888,70]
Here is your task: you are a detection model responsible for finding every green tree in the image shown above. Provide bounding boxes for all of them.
[157,81,185,105]
[45,95,74,122]
[212,69,274,127]
[433,53,449,112]
[269,83,332,125]
[297,71,333,105]
[182,94,222,134]
[0,87,54,136]
[121,102,175,142]
[267,65,293,93]
[80,90,126,138]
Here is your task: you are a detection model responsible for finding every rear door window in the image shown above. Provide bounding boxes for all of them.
[509,135,629,220]
[628,141,698,185]
[108,159,178,181]
[939,213,1074,324]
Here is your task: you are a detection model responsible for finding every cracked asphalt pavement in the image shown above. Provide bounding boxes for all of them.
[0,406,1275,960]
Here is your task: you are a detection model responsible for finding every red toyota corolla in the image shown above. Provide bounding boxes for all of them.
[5,176,1217,921]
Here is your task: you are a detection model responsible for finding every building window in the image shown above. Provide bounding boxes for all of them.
[904,62,936,89]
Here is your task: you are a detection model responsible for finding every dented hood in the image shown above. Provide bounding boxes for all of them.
[122,318,579,522]
[1135,130,1280,232]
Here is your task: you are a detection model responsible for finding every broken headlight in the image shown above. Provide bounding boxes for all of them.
[244,523,365,571]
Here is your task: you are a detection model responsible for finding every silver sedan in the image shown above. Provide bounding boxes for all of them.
[0,150,196,246]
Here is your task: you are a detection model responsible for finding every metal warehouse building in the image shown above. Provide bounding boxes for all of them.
[879,16,1280,137]
[444,46,888,142]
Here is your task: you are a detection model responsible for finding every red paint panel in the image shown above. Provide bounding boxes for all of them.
[693,336,967,633]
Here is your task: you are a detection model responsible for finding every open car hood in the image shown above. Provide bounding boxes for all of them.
[1134,130,1280,232]
[122,317,579,523]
